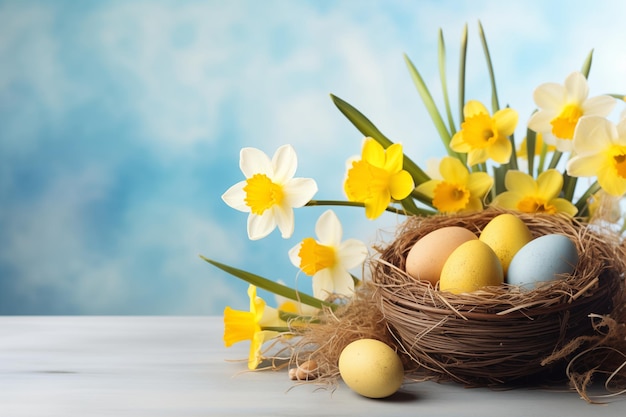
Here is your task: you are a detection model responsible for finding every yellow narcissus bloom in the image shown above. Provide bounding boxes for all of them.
[517,133,556,159]
[491,169,577,216]
[223,285,285,370]
[527,72,616,152]
[289,210,368,299]
[450,100,518,166]
[567,116,626,197]
[344,138,415,219]
[415,156,493,213]
[222,144,318,240]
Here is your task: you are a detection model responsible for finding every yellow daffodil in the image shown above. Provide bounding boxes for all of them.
[516,133,555,159]
[223,285,285,370]
[491,169,577,216]
[288,210,368,299]
[450,100,518,166]
[566,116,626,197]
[527,72,616,152]
[415,156,493,213]
[344,138,415,219]
[222,145,318,240]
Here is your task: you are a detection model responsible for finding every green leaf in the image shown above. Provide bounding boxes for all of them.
[330,94,430,184]
[458,23,468,125]
[403,54,453,154]
[199,256,333,310]
[438,28,456,136]
[478,20,500,113]
[525,128,537,176]
[581,49,593,78]
[305,199,409,216]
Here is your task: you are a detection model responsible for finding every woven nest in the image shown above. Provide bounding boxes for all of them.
[371,208,626,387]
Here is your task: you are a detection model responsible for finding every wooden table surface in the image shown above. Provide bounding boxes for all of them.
[0,316,624,416]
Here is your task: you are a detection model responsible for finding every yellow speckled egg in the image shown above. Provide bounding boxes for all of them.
[479,214,532,275]
[439,240,504,294]
[338,339,404,398]
[405,226,477,286]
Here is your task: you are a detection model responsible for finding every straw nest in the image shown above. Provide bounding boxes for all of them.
[372,208,626,387]
[294,208,626,400]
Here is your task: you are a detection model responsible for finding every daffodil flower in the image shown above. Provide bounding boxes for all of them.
[288,209,368,299]
[566,116,626,197]
[527,72,615,152]
[491,169,578,216]
[415,156,493,213]
[450,100,518,166]
[223,285,285,370]
[222,145,318,240]
[343,138,415,219]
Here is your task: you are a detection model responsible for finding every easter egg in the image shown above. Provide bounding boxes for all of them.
[338,339,404,398]
[507,234,579,289]
[439,240,504,294]
[479,213,533,275]
[405,226,478,286]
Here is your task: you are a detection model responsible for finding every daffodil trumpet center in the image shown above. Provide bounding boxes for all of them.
[223,307,259,347]
[345,160,391,201]
[516,197,557,214]
[461,113,497,148]
[550,104,583,139]
[243,173,284,215]
[298,237,336,275]
[432,182,471,212]
[611,148,626,179]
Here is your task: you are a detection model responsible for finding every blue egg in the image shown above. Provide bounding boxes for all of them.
[507,234,579,289]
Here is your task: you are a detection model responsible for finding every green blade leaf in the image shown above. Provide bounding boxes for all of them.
[478,20,500,113]
[330,94,430,184]
[581,49,593,78]
[458,23,468,126]
[438,28,456,136]
[200,256,332,310]
[525,128,537,176]
[404,54,454,155]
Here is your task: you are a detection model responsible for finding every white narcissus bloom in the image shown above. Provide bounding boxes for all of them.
[527,71,616,152]
[222,145,318,240]
[288,210,368,300]
[567,116,626,197]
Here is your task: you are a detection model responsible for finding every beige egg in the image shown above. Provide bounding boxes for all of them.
[479,213,532,275]
[405,226,478,286]
[338,339,404,398]
[439,240,504,294]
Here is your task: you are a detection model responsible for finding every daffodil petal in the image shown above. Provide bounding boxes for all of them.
[464,197,484,212]
[581,95,616,117]
[494,108,518,136]
[505,170,536,195]
[415,180,438,199]
[389,170,415,200]
[272,144,297,183]
[597,164,626,196]
[440,157,468,183]
[288,242,303,268]
[467,172,494,197]
[490,191,522,210]
[273,205,295,239]
[362,138,385,168]
[384,143,405,173]
[533,82,566,109]
[564,72,588,103]
[573,116,615,155]
[467,148,488,166]
[283,178,318,207]
[240,147,273,178]
[364,191,390,220]
[315,210,342,246]
[450,132,472,153]
[550,198,578,217]
[528,110,558,134]
[338,239,368,269]
[328,268,355,298]
[312,269,334,299]
[247,211,276,240]
[487,137,512,164]
[567,154,605,177]
[221,181,250,212]
[464,100,489,118]
[536,169,563,200]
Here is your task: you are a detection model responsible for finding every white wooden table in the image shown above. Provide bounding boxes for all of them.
[0,316,624,416]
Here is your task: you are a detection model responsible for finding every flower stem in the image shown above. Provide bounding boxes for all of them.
[574,180,600,217]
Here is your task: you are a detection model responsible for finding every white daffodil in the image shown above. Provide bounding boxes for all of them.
[288,210,368,299]
[222,145,318,240]
[566,116,626,197]
[527,71,615,152]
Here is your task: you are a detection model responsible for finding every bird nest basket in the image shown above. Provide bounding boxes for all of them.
[371,208,626,388]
